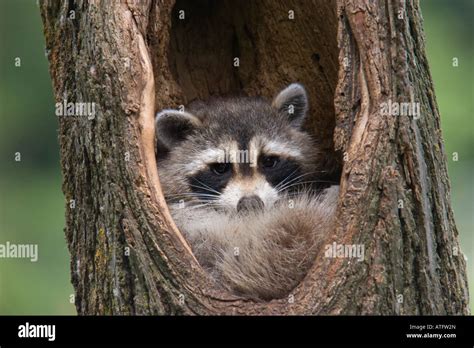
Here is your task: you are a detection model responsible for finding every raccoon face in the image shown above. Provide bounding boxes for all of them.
[156,83,321,214]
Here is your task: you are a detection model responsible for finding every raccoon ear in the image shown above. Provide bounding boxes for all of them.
[272,83,308,127]
[155,109,202,150]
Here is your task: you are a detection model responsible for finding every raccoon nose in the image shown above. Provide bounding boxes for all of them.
[237,195,264,213]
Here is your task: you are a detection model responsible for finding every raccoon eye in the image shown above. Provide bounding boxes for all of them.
[261,155,279,169]
[210,162,231,175]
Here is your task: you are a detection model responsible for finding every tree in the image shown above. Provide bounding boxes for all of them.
[39,0,469,315]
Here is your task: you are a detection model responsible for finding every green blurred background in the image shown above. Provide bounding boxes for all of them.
[0,0,472,314]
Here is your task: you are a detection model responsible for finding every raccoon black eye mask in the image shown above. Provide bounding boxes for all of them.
[155,83,339,300]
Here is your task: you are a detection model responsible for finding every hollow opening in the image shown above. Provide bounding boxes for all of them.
[148,0,342,300]
[154,0,340,166]
[167,0,338,148]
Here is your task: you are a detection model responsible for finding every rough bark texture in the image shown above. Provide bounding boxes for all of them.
[40,0,469,315]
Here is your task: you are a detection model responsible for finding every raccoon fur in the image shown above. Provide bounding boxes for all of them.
[155,83,339,300]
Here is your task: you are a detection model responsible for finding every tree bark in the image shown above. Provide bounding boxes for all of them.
[40,0,469,315]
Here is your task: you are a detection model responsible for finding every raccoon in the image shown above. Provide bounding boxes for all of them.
[155,83,339,300]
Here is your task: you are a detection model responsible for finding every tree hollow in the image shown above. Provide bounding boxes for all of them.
[39,0,470,315]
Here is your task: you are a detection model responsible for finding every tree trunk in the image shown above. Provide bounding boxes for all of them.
[39,0,469,315]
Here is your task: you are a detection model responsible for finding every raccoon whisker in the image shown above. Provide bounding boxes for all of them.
[187,184,214,193]
[277,179,328,193]
[186,192,222,203]
[276,174,304,191]
[178,201,221,210]
[274,168,301,191]
[191,178,221,194]
[179,206,217,213]
[283,189,319,197]
[183,198,222,205]
[181,202,228,213]
[165,192,217,196]
[166,192,221,199]
[188,184,217,193]
[275,171,321,192]
[277,179,338,193]
[185,203,215,209]
[189,181,222,195]
[285,179,338,188]
[185,185,221,197]
[166,197,221,205]
[278,170,324,187]
[169,200,220,207]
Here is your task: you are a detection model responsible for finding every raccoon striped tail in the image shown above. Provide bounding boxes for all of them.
[170,186,339,300]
